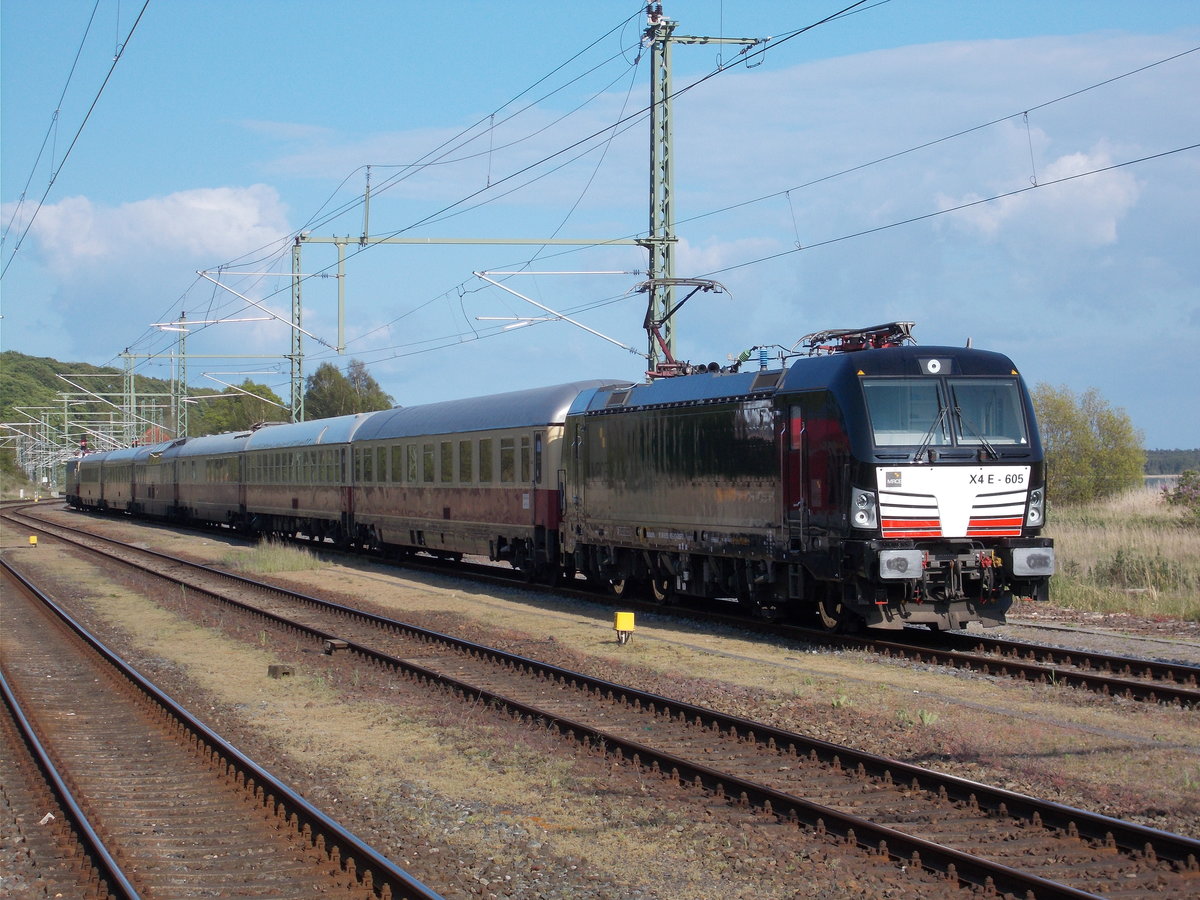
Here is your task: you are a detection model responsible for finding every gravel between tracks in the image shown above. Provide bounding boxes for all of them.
[4,507,1198,898]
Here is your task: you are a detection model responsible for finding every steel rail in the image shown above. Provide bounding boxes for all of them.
[828,630,1200,706]
[0,558,445,900]
[940,629,1200,683]
[0,652,142,900]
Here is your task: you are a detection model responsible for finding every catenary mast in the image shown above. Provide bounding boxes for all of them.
[642,4,765,369]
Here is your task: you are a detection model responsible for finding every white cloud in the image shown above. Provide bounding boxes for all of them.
[28,185,291,273]
[935,145,1141,246]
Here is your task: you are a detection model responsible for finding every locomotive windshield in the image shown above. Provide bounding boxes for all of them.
[862,377,1028,448]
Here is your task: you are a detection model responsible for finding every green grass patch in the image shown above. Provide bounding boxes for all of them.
[221,539,324,574]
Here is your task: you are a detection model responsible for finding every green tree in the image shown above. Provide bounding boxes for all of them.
[188,380,287,435]
[1032,383,1145,505]
[303,359,394,419]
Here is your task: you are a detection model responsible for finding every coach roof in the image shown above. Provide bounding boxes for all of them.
[239,413,374,451]
[354,380,625,442]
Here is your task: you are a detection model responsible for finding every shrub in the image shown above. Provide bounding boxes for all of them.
[1162,470,1200,523]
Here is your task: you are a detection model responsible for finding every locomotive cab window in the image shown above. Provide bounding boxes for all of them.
[948,378,1028,445]
[863,377,1029,448]
[862,379,948,447]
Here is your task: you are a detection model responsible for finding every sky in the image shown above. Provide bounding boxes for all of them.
[2,0,1198,449]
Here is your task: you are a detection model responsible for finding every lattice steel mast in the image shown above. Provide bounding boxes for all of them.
[641,4,765,369]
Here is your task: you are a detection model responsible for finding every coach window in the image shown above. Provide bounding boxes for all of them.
[458,439,472,483]
[390,446,403,482]
[440,441,453,483]
[520,435,532,483]
[374,446,386,482]
[422,443,434,483]
[479,438,493,483]
[405,444,417,482]
[534,433,543,483]
[500,437,515,483]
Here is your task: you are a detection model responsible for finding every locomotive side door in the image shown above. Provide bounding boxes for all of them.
[783,404,807,530]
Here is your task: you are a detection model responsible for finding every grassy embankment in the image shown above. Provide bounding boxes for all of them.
[1046,489,1200,621]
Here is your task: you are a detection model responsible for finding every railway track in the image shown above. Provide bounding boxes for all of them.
[504,570,1200,707]
[0,559,443,900]
[11,509,1199,899]
[21,502,1198,708]
[812,627,1200,707]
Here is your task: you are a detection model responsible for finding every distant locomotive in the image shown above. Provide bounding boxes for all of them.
[66,323,1054,631]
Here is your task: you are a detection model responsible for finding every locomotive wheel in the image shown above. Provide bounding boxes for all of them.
[649,575,673,604]
[817,598,858,633]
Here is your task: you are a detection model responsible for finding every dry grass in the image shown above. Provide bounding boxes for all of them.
[220,538,324,574]
[1046,490,1200,620]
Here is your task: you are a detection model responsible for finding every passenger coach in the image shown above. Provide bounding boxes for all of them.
[349,380,625,578]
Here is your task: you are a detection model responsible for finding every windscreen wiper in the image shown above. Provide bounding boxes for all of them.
[954,406,999,459]
[911,405,950,463]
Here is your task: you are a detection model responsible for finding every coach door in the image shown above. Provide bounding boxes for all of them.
[561,419,585,536]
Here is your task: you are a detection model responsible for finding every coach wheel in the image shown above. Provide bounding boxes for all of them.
[608,576,638,598]
[532,563,559,587]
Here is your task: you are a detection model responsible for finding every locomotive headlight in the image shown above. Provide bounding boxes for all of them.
[1012,547,1055,576]
[1025,488,1045,527]
[850,487,878,529]
[879,549,924,579]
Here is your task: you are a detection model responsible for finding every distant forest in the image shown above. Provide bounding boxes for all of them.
[1145,449,1200,475]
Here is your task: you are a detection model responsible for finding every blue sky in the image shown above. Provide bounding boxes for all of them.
[2,1,1198,448]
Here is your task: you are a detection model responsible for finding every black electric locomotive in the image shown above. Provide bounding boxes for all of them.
[561,323,1054,630]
